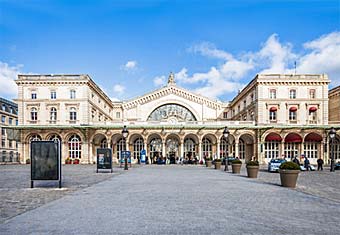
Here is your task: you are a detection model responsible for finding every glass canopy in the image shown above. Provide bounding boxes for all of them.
[147,103,197,122]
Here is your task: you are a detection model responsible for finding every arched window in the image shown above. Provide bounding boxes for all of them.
[149,138,162,162]
[100,139,108,148]
[220,138,228,158]
[264,133,281,159]
[50,107,57,123]
[70,90,76,99]
[331,136,340,160]
[133,138,144,160]
[70,108,77,121]
[239,139,245,159]
[116,138,125,159]
[31,107,37,121]
[49,134,61,144]
[184,138,196,159]
[29,134,42,142]
[147,104,196,122]
[68,134,81,159]
[202,137,212,159]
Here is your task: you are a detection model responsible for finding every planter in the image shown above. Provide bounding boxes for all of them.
[73,159,80,164]
[246,165,259,178]
[231,164,242,174]
[65,160,72,164]
[279,169,300,188]
[206,160,212,168]
[215,161,221,170]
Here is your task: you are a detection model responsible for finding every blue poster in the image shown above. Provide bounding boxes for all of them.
[141,149,146,163]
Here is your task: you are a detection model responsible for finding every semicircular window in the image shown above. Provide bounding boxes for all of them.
[147,103,197,122]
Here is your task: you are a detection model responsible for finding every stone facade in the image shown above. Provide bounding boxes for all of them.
[0,97,19,163]
[13,73,340,165]
[329,85,340,124]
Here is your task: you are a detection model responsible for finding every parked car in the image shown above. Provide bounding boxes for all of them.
[334,162,340,170]
[299,164,316,171]
[268,159,286,172]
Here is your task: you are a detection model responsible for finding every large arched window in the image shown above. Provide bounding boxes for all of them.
[100,139,108,148]
[133,138,144,160]
[149,138,162,162]
[184,138,196,159]
[147,104,196,122]
[239,139,245,159]
[31,107,37,121]
[68,134,81,159]
[49,134,61,144]
[116,138,125,159]
[29,134,42,142]
[202,137,212,159]
[50,107,57,123]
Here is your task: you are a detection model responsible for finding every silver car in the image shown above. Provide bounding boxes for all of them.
[268,159,286,172]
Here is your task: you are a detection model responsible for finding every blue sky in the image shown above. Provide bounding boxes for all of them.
[1,0,339,101]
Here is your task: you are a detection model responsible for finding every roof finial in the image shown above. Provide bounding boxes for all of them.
[168,72,175,85]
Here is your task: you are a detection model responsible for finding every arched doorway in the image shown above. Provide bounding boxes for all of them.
[284,133,302,159]
[92,133,107,163]
[148,134,162,164]
[130,134,144,164]
[238,134,255,161]
[264,133,282,162]
[183,134,199,161]
[166,135,180,164]
[304,133,322,163]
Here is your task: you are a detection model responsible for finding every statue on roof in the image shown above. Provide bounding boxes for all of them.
[167,72,176,85]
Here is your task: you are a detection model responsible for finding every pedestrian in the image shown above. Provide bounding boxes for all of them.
[293,156,300,166]
[317,158,324,171]
[304,157,310,171]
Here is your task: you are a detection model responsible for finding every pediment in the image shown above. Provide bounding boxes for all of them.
[123,84,223,110]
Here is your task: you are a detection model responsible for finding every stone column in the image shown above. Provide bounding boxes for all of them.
[280,142,285,158]
[235,140,239,158]
[217,141,220,159]
[180,141,184,159]
[198,141,202,161]
[162,140,166,158]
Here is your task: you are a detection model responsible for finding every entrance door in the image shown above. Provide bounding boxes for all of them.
[166,138,179,164]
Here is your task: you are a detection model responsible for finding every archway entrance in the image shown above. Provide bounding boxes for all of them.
[166,138,179,164]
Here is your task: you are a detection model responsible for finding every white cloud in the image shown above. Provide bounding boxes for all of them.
[168,31,340,99]
[153,75,166,87]
[113,84,125,94]
[122,60,137,71]
[0,61,21,98]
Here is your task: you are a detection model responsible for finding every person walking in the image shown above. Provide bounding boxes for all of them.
[304,157,310,171]
[317,158,324,171]
[293,156,300,166]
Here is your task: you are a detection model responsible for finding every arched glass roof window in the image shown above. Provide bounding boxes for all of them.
[147,103,196,122]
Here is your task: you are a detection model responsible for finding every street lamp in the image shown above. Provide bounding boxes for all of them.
[223,127,230,171]
[329,127,336,172]
[122,125,129,170]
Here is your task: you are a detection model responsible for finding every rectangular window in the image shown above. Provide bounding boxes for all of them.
[269,111,277,121]
[1,116,5,123]
[243,100,246,109]
[264,141,279,159]
[51,91,57,99]
[1,128,5,135]
[223,112,228,119]
[9,118,13,125]
[70,90,76,99]
[1,137,5,147]
[70,111,77,121]
[269,89,276,99]
[289,89,296,99]
[309,89,316,99]
[289,111,297,121]
[9,140,12,148]
[116,112,121,119]
[15,119,18,125]
[31,92,37,99]
[237,105,240,113]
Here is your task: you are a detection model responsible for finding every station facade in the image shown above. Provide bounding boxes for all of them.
[14,73,340,165]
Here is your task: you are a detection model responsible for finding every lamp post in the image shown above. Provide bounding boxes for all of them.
[122,125,129,170]
[329,127,336,172]
[223,127,230,171]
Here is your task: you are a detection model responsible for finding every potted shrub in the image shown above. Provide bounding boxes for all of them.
[246,160,259,178]
[279,162,300,188]
[26,158,31,164]
[205,157,212,167]
[73,158,80,164]
[231,159,242,174]
[65,157,72,164]
[214,158,222,170]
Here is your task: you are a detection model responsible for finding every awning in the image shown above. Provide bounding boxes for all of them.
[265,133,282,141]
[289,107,297,112]
[285,133,302,143]
[269,107,277,112]
[305,133,322,142]
[309,107,317,112]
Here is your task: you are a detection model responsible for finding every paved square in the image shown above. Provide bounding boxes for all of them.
[1,165,339,234]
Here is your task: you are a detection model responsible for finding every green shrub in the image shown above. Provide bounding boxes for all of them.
[246,160,259,166]
[232,159,242,164]
[279,161,300,170]
[205,157,212,161]
[26,158,31,164]
[214,158,221,162]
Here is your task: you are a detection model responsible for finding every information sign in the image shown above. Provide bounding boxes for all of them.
[97,148,112,173]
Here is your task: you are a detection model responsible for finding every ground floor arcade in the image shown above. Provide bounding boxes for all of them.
[16,125,340,165]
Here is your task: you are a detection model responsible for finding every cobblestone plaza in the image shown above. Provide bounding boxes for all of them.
[1,164,339,234]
